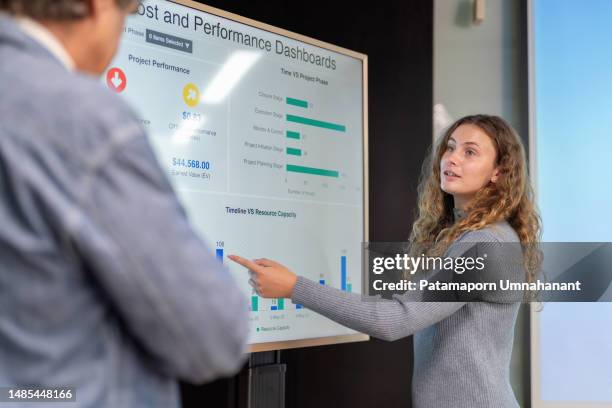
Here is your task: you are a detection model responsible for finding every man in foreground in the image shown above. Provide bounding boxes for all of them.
[0,1,249,406]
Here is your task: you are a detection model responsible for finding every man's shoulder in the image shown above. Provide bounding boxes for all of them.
[58,72,141,135]
[1,52,143,152]
[22,65,137,129]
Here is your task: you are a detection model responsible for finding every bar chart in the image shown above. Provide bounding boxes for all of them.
[229,62,362,205]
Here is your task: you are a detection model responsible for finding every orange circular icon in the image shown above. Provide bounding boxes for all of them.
[106,67,127,93]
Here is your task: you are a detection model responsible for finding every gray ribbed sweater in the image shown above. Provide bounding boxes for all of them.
[291,213,522,408]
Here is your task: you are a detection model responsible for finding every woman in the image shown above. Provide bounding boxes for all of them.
[229,114,541,408]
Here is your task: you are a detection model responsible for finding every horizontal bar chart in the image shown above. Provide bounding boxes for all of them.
[286,97,308,108]
[286,147,302,156]
[286,114,346,132]
[286,164,339,178]
[286,130,300,140]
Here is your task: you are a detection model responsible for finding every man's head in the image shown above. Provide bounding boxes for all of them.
[1,0,138,74]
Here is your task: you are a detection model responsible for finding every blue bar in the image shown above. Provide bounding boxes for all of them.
[341,256,347,291]
[271,306,278,311]
[319,279,326,285]
[216,248,223,262]
[296,304,303,309]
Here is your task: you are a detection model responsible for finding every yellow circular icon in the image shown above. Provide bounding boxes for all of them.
[183,83,200,107]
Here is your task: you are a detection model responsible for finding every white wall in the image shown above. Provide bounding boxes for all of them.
[434,1,530,406]
[434,0,528,140]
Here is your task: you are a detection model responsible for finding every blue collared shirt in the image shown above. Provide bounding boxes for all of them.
[0,14,248,407]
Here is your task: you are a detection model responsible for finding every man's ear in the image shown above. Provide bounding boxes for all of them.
[490,166,501,183]
[89,0,113,17]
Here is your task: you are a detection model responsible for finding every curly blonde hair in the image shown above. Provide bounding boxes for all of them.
[409,114,541,282]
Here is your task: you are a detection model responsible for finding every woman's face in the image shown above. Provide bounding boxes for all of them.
[440,124,500,209]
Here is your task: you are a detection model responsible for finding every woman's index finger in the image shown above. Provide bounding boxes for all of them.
[228,255,263,272]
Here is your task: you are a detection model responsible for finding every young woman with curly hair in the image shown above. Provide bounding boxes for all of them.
[230,114,541,408]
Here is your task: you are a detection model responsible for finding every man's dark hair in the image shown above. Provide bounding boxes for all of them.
[0,0,136,20]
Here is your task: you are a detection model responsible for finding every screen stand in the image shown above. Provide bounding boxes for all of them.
[247,351,285,408]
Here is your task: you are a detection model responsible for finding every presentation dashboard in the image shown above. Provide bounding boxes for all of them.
[105,0,366,346]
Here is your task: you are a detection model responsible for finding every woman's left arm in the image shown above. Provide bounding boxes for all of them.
[228,255,465,341]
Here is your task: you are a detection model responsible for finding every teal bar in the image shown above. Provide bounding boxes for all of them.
[286,114,346,132]
[286,147,302,156]
[347,283,352,293]
[278,298,285,310]
[251,296,258,312]
[286,97,308,108]
[286,131,301,140]
[286,164,339,178]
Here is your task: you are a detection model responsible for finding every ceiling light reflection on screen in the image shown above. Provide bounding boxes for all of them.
[171,116,207,145]
[200,51,261,104]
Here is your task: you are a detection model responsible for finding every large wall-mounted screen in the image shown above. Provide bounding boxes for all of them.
[106,0,368,351]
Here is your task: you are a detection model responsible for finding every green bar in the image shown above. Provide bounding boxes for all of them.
[286,114,346,132]
[286,97,308,108]
[286,164,339,178]
[251,296,258,312]
[286,147,302,156]
[347,283,352,293]
[277,298,284,310]
[286,131,300,140]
